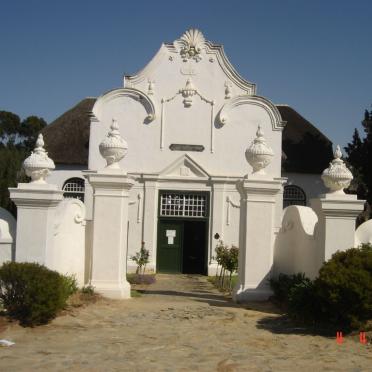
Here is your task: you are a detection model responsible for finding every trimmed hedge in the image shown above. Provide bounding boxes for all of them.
[0,262,77,326]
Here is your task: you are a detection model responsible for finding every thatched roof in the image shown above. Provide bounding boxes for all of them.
[43,99,333,173]
[42,98,95,165]
[278,105,333,173]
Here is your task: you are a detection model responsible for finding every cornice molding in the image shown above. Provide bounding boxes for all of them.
[203,41,256,94]
[217,95,286,131]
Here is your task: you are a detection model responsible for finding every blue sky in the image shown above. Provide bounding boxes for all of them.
[1,0,371,149]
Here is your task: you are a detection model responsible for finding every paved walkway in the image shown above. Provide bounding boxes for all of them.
[0,274,370,371]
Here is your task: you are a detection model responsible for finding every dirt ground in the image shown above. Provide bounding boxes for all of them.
[0,274,371,371]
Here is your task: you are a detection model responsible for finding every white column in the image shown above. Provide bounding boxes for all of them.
[311,194,364,266]
[142,179,158,271]
[9,183,63,265]
[85,170,134,299]
[233,178,281,302]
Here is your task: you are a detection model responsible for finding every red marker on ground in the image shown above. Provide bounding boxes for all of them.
[360,332,367,345]
[336,331,343,344]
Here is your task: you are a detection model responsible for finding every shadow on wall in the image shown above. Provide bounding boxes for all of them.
[0,207,16,264]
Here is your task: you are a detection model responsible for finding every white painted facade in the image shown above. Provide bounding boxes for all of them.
[85,29,285,274]
[5,29,366,301]
[42,30,333,273]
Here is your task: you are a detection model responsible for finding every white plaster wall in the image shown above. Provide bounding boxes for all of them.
[89,100,281,178]
[89,36,283,179]
[47,165,86,189]
[52,199,86,286]
[355,219,372,246]
[274,206,320,279]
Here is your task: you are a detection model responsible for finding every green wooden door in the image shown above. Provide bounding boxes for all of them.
[157,221,183,273]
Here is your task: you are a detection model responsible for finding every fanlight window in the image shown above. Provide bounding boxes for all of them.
[63,178,85,202]
[283,185,306,208]
[160,192,207,218]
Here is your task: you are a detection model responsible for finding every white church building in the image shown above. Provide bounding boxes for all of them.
[3,29,368,301]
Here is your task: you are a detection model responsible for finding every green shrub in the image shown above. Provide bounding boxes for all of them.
[214,241,239,290]
[131,241,150,275]
[287,280,319,324]
[81,284,95,296]
[312,244,372,330]
[269,273,311,307]
[0,262,76,326]
[61,274,78,297]
[283,244,372,331]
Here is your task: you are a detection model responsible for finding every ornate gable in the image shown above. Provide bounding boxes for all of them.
[124,29,256,95]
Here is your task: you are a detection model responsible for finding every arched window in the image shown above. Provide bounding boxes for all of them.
[283,185,306,208]
[63,178,85,202]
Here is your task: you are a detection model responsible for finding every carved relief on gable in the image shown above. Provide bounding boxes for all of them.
[178,29,205,62]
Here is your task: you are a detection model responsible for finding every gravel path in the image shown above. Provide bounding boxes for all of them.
[0,274,370,371]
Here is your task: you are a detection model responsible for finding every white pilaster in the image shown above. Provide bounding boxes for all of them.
[233,178,281,302]
[209,181,226,275]
[142,179,159,270]
[311,194,364,266]
[9,183,63,265]
[85,170,134,299]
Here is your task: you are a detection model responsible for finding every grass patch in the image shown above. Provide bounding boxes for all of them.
[127,273,156,285]
[208,275,238,293]
[130,289,142,297]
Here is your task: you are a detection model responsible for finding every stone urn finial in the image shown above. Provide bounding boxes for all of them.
[23,133,55,184]
[180,79,197,107]
[321,145,353,194]
[99,118,128,169]
[245,125,274,175]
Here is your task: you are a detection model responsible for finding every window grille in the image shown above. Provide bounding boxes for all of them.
[63,178,85,202]
[283,185,306,208]
[160,193,207,218]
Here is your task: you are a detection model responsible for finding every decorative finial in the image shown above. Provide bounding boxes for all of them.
[256,125,264,138]
[321,145,353,194]
[23,134,55,184]
[99,118,128,169]
[179,29,205,62]
[245,125,274,175]
[334,145,342,159]
[180,79,197,107]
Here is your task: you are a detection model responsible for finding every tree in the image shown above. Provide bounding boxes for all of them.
[20,116,47,151]
[0,111,21,146]
[345,106,372,221]
[0,111,47,215]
